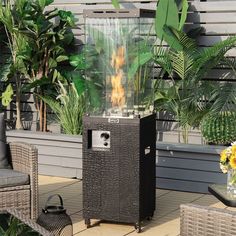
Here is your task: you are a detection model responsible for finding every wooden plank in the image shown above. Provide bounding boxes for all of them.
[156,142,223,156]
[51,1,236,13]
[156,131,204,144]
[157,156,220,172]
[7,136,83,149]
[189,1,236,12]
[6,130,82,143]
[39,164,82,179]
[39,155,82,168]
[156,167,225,183]
[156,178,225,193]
[156,149,221,161]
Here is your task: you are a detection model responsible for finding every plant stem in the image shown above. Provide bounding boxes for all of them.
[43,102,47,132]
[39,99,43,131]
[15,75,23,130]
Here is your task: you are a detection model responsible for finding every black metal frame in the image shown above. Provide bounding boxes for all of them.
[83,9,155,18]
[208,184,236,207]
[83,114,156,232]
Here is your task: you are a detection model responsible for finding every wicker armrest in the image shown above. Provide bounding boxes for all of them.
[9,142,38,175]
[9,142,38,219]
[180,204,236,236]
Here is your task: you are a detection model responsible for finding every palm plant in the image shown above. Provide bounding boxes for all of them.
[207,58,236,116]
[154,0,236,143]
[199,58,236,144]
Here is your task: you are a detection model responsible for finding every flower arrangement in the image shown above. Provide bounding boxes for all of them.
[220,142,236,173]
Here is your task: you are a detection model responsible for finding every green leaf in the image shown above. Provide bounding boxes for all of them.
[56,55,69,62]
[45,0,54,6]
[155,0,179,42]
[38,0,53,9]
[48,58,57,69]
[187,27,203,39]
[178,0,189,31]
[1,84,13,107]
[128,52,153,80]
[163,25,183,51]
[22,77,51,91]
[111,0,120,9]
[87,81,101,108]
[69,54,86,69]
[58,10,75,27]
[73,77,85,96]
[38,0,46,9]
[0,62,11,82]
[40,95,61,114]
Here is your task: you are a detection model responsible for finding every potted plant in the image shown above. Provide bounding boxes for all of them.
[154,0,236,193]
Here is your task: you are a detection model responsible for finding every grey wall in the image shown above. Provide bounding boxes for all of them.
[7,130,83,179]
[156,142,226,193]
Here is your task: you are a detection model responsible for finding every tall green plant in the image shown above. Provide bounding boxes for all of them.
[16,0,75,131]
[40,82,85,135]
[154,0,236,143]
[0,0,29,129]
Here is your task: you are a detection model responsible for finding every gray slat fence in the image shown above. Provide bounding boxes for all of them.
[2,0,236,139]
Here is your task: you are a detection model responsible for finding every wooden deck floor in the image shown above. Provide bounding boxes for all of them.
[39,176,231,236]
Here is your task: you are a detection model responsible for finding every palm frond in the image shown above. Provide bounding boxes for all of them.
[194,36,236,80]
[154,47,173,76]
[209,82,236,115]
[169,50,194,80]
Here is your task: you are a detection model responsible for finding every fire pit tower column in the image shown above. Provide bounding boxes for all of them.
[82,9,156,233]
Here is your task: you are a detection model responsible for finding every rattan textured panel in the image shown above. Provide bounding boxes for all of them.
[82,115,156,225]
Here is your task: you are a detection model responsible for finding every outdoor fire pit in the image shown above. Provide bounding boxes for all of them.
[82,9,156,233]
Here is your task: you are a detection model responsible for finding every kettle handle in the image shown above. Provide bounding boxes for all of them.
[45,194,64,210]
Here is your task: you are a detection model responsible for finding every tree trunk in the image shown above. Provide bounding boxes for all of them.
[43,102,47,132]
[15,77,23,130]
[39,99,43,131]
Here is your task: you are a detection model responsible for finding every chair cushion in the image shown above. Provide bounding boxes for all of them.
[0,113,10,169]
[0,169,29,188]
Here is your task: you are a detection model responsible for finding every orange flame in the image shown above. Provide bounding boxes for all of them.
[110,46,126,108]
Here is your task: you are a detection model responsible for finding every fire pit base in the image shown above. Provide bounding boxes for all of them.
[82,114,156,232]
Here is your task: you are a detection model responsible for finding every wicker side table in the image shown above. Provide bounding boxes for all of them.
[0,209,52,236]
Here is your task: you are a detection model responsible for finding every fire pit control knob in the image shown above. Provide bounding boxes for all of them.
[100,132,110,140]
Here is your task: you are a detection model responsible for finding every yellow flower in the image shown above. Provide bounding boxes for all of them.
[232,145,236,155]
[220,149,228,163]
[230,155,236,169]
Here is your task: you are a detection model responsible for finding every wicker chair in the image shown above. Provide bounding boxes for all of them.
[180,204,236,236]
[0,142,38,220]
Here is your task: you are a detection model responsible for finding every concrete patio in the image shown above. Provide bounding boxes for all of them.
[38,175,234,236]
